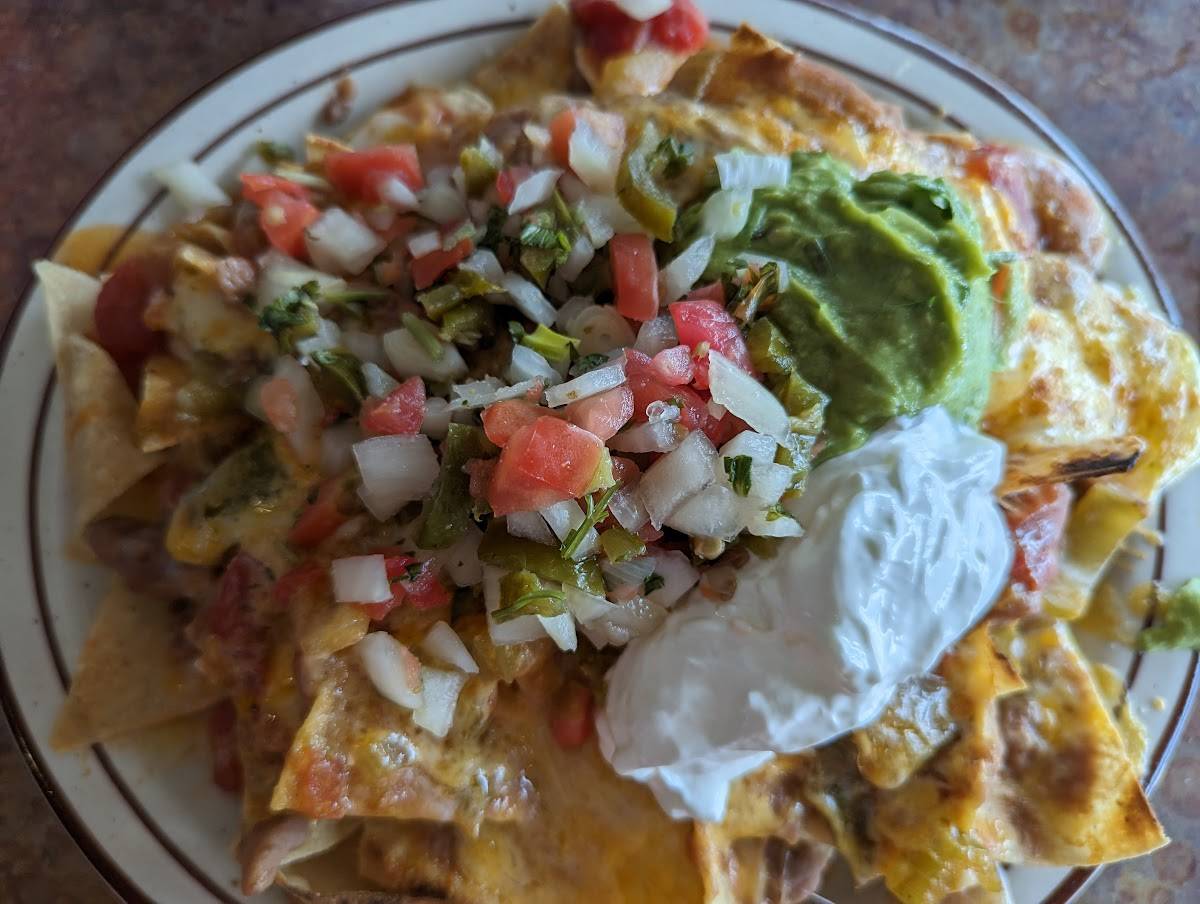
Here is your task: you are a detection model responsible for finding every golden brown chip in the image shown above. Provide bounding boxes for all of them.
[51,582,220,749]
[981,620,1166,866]
[59,334,164,529]
[472,5,579,108]
[999,435,1144,496]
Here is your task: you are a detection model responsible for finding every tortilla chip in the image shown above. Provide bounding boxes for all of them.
[579,44,691,100]
[51,582,220,748]
[999,436,1144,496]
[35,260,100,361]
[59,334,163,528]
[472,5,579,108]
[270,653,521,827]
[981,620,1166,866]
[853,675,956,790]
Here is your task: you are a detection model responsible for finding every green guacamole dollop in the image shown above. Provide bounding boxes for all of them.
[686,152,1000,456]
[1140,579,1200,651]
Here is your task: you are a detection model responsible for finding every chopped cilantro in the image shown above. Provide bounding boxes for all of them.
[561,483,621,559]
[255,140,296,166]
[258,281,321,351]
[642,572,665,595]
[649,136,694,180]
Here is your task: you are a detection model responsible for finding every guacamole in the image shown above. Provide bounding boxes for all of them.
[686,153,1001,455]
[1139,579,1200,651]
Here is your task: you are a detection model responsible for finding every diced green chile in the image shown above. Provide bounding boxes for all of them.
[478,521,606,596]
[417,425,498,549]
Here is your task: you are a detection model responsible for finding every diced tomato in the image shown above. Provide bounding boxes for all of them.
[551,682,595,749]
[94,257,167,382]
[685,281,725,303]
[610,455,641,483]
[702,411,747,447]
[566,385,635,440]
[650,344,695,385]
[571,0,649,60]
[272,562,327,607]
[488,417,606,515]
[358,553,450,620]
[260,376,299,433]
[258,191,321,259]
[1005,483,1071,591]
[361,376,425,436]
[288,480,350,548]
[466,458,496,502]
[240,172,311,205]
[626,367,709,431]
[411,237,473,290]
[670,298,755,389]
[482,399,549,447]
[325,145,424,204]
[495,165,533,207]
[549,109,578,169]
[207,700,242,793]
[649,0,709,53]
[610,233,660,322]
[964,145,1037,251]
[207,553,268,639]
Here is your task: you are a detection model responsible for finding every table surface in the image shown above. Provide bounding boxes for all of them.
[2,1,1199,902]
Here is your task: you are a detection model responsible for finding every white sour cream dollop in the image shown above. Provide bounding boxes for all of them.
[597,407,1013,821]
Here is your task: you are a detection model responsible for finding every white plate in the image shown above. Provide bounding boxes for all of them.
[0,2,1194,902]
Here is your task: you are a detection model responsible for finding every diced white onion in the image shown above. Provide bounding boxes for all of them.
[637,430,718,527]
[645,550,700,608]
[609,483,651,532]
[273,356,324,465]
[407,230,442,258]
[509,345,561,386]
[537,613,578,651]
[541,499,599,559]
[413,667,467,738]
[584,597,667,648]
[571,305,638,356]
[153,160,230,214]
[634,315,679,356]
[417,183,468,225]
[558,233,596,283]
[607,420,685,454]
[701,188,754,240]
[523,123,552,154]
[293,317,341,361]
[566,586,620,624]
[715,151,791,190]
[459,248,505,284]
[708,351,790,442]
[379,175,419,211]
[719,430,777,466]
[331,554,392,603]
[451,378,542,409]
[545,359,626,407]
[341,328,389,368]
[574,193,643,247]
[365,204,397,233]
[421,622,479,674]
[320,421,361,476]
[356,632,423,710]
[569,119,622,194]
[744,508,804,538]
[362,361,400,398]
[664,484,744,540]
[421,397,454,440]
[707,399,728,419]
[740,462,793,506]
[556,295,594,332]
[256,252,345,311]
[306,207,385,275]
[484,567,549,645]
[441,522,484,586]
[507,168,562,214]
[658,236,715,305]
[612,0,673,19]
[506,511,557,546]
[353,434,440,520]
[500,273,558,325]
[382,328,469,381]
[602,556,657,590]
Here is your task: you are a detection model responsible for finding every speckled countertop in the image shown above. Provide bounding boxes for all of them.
[1,2,1198,902]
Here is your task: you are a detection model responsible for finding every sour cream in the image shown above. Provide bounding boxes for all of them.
[597,407,1013,821]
